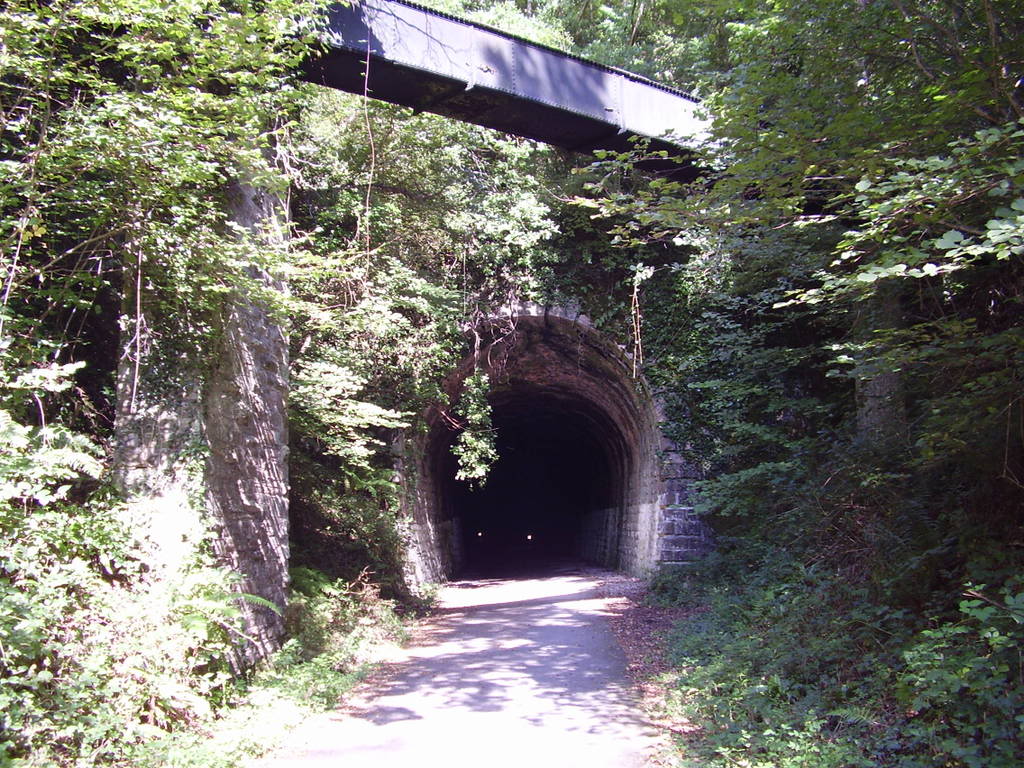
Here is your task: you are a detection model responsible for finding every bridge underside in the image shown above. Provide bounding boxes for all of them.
[304,0,704,179]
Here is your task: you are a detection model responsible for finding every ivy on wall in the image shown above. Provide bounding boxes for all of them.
[0,0,321,763]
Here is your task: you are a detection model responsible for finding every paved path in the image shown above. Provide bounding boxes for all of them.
[257,568,660,767]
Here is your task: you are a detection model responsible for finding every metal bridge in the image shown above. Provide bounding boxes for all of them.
[302,0,705,177]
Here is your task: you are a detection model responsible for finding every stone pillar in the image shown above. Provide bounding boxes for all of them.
[204,178,290,667]
[113,171,292,669]
[112,260,207,578]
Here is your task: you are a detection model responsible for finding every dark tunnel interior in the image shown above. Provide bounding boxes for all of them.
[437,388,627,578]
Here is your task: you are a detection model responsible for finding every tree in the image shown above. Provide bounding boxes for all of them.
[1,0,320,761]
[577,3,1024,764]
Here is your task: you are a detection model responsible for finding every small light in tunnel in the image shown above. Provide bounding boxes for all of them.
[526,534,533,541]
[477,531,483,537]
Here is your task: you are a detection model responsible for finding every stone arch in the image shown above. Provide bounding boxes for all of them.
[399,304,709,584]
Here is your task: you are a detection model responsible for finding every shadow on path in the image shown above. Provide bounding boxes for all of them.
[256,566,660,768]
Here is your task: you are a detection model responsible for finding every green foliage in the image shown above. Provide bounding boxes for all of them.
[646,564,700,608]
[657,556,1024,768]
[124,566,409,768]
[3,0,1022,765]
[662,551,875,767]
[291,358,409,485]
[571,2,1024,766]
[1,0,320,372]
[288,449,410,600]
[422,1,573,48]
[0,0,327,764]
[0,360,236,764]
[896,581,1024,768]
[285,567,406,670]
[0,492,247,765]
[451,371,498,485]
[286,48,572,562]
[794,121,1024,301]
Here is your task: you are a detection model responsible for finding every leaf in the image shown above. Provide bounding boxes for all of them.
[934,230,965,249]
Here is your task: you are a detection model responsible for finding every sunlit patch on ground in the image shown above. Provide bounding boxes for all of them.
[254,566,666,767]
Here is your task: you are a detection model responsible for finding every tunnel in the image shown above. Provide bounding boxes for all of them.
[399,306,676,584]
[444,384,627,576]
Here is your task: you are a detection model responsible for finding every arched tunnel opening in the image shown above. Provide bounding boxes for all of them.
[442,386,628,577]
[403,310,671,585]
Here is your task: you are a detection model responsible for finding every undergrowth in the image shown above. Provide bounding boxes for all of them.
[654,551,1024,768]
[127,566,409,768]
[0,366,412,767]
[0,475,409,768]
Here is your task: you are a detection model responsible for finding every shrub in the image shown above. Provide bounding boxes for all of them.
[893,579,1024,768]
[660,551,1024,768]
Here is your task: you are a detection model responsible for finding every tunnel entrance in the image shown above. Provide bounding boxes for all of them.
[446,386,624,577]
[400,306,680,585]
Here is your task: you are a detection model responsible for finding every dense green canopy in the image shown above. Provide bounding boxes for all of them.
[1,0,1021,765]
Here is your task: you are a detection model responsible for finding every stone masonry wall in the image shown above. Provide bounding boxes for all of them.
[204,290,289,667]
[658,455,712,564]
[397,431,455,587]
[114,175,292,669]
[203,178,291,666]
[578,506,619,567]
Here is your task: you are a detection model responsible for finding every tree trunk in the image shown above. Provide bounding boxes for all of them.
[855,282,907,448]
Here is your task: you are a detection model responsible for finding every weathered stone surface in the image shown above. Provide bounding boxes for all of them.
[400,304,712,584]
[204,291,289,666]
[658,455,712,564]
[114,173,292,669]
[579,506,620,566]
[204,178,291,666]
[112,262,207,577]
[658,520,712,562]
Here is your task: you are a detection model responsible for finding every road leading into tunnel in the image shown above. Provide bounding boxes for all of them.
[255,566,663,768]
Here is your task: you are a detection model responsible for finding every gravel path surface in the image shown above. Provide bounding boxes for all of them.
[255,566,662,768]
